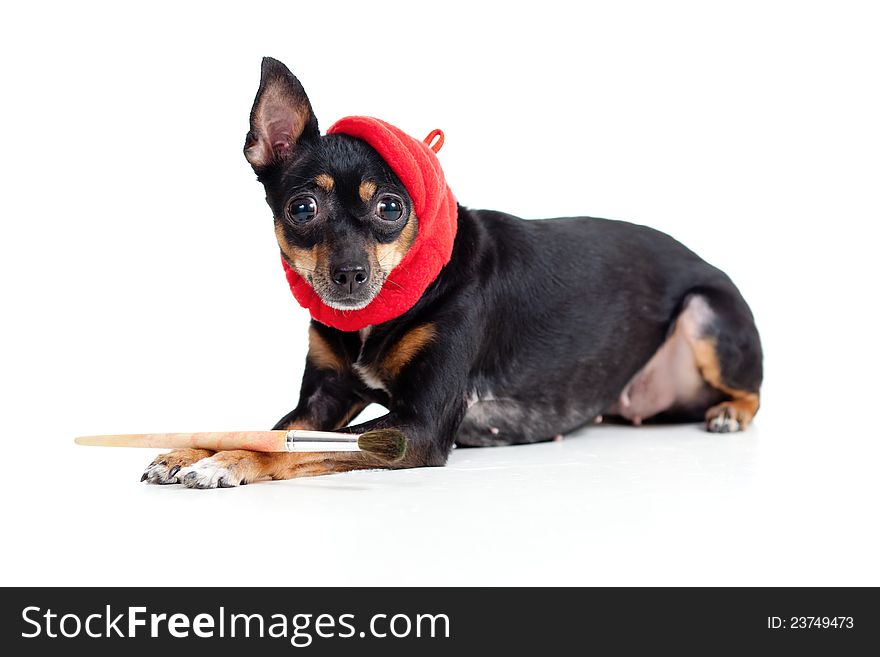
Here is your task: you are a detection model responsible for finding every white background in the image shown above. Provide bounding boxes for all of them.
[1,1,878,586]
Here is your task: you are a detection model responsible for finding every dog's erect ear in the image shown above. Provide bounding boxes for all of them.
[244,58,319,171]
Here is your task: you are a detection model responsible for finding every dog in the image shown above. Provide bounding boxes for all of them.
[142,57,762,488]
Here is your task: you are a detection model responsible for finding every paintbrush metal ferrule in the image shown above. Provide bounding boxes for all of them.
[284,429,362,452]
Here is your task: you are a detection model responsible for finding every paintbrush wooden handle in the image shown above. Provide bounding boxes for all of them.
[75,431,289,452]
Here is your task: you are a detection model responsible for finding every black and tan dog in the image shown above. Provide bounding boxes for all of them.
[143,58,762,488]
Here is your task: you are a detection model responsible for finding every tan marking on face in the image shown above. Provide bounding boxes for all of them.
[314,173,334,192]
[359,180,378,203]
[382,322,436,378]
[274,221,331,282]
[307,325,345,373]
[274,221,317,274]
[375,212,419,275]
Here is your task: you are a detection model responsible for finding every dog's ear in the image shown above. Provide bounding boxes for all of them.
[244,57,319,172]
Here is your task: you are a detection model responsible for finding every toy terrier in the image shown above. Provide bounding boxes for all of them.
[143,58,762,488]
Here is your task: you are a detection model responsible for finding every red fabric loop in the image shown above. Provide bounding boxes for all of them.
[280,117,458,332]
[423,128,445,153]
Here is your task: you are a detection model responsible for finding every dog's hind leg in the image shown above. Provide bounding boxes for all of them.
[678,288,763,432]
[610,286,762,432]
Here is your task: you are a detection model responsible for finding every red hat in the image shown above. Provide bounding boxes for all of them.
[281,117,458,332]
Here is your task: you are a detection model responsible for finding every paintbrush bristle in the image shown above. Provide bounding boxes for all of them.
[357,428,407,462]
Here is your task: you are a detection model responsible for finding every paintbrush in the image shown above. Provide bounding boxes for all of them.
[74,428,407,462]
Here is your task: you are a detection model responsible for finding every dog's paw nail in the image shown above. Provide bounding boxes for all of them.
[168,465,181,477]
[143,461,182,485]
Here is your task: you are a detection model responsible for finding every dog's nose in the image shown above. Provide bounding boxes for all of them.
[331,263,370,293]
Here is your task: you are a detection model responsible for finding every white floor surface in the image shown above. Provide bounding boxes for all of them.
[4,403,877,587]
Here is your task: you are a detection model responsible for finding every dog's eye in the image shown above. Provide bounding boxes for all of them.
[376,196,404,222]
[286,196,317,224]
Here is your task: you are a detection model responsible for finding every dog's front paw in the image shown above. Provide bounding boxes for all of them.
[179,458,239,489]
[177,451,267,489]
[142,448,215,484]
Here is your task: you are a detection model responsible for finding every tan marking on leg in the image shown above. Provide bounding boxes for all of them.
[205,450,392,483]
[269,453,387,479]
[690,338,760,428]
[307,325,345,373]
[279,418,317,431]
[314,173,334,192]
[691,340,721,388]
[705,397,760,429]
[276,401,365,433]
[375,212,419,274]
[153,448,215,466]
[382,322,436,378]
[333,401,368,430]
[359,180,377,203]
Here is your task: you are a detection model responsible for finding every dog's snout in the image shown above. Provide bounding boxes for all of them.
[331,263,370,293]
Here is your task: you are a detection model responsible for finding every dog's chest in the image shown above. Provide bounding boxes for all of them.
[351,322,437,394]
[353,326,390,393]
